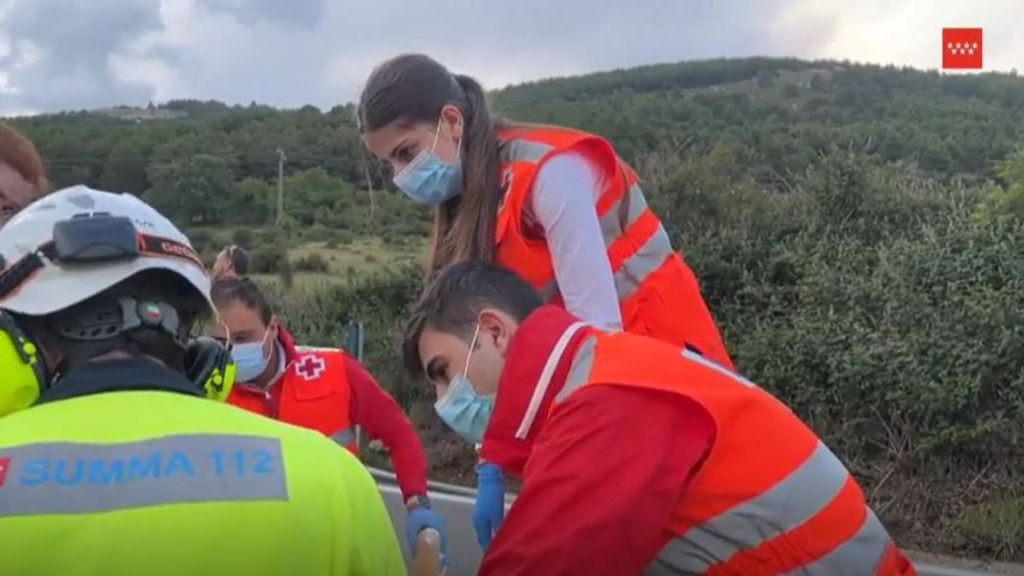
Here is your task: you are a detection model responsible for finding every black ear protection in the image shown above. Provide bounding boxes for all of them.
[0,310,48,417]
[184,336,236,402]
[0,309,236,415]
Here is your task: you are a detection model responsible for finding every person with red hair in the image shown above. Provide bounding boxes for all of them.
[0,121,50,224]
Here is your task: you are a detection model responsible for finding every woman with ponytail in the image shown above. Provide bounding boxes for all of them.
[358,53,734,551]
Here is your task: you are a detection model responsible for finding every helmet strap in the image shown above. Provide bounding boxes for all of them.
[47,296,190,383]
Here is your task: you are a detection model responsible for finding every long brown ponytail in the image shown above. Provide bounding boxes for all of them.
[357,54,504,278]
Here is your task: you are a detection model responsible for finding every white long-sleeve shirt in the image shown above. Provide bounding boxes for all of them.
[525,151,624,332]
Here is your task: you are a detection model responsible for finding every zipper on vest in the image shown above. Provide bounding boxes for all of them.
[240,383,278,419]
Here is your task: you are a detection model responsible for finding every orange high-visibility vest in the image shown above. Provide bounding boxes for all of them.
[493,125,734,369]
[227,349,358,455]
[552,331,915,575]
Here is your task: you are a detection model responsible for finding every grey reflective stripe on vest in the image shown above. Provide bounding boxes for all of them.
[536,185,671,305]
[781,510,892,576]
[557,339,746,408]
[681,348,756,388]
[598,183,649,240]
[614,224,673,300]
[500,135,558,303]
[500,138,555,164]
[330,427,356,447]
[647,441,853,574]
[0,434,288,517]
[602,183,675,301]
[554,335,599,405]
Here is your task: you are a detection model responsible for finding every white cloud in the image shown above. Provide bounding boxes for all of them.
[1,0,1021,116]
[785,0,1023,72]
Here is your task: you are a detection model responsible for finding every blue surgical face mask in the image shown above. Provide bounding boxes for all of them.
[231,327,273,383]
[434,323,494,444]
[393,118,462,205]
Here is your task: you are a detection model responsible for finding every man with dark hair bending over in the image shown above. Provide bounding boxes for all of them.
[403,260,916,576]
[210,276,448,562]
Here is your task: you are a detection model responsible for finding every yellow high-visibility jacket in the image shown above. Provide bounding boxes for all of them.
[0,360,404,576]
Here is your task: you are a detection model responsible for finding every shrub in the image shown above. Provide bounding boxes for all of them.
[294,253,329,272]
[273,264,421,400]
[336,229,356,245]
[306,224,332,243]
[278,260,294,290]
[249,244,289,274]
[231,227,254,248]
[187,228,215,253]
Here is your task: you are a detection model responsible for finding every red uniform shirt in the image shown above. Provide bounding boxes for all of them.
[228,325,428,500]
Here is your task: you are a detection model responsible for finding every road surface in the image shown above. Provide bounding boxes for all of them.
[370,466,1004,576]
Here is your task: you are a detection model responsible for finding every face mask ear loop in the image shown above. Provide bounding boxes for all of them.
[430,117,443,153]
[454,116,464,154]
[431,113,463,155]
[220,322,232,348]
[463,322,482,378]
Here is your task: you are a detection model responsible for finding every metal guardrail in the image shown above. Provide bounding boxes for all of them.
[918,568,999,576]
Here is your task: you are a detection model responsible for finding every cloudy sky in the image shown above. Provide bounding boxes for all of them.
[0,0,1021,116]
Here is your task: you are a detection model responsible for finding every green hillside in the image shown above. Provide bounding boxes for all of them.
[8,57,1024,238]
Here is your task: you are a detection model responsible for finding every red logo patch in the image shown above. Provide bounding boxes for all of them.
[0,457,10,487]
[942,28,983,70]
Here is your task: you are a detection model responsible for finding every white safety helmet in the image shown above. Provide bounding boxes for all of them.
[0,185,213,318]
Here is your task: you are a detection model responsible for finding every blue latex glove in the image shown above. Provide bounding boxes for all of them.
[406,506,448,561]
[473,461,506,551]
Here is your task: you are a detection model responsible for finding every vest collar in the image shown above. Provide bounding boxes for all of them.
[277,324,300,361]
[269,324,301,386]
[479,305,592,476]
[38,357,201,405]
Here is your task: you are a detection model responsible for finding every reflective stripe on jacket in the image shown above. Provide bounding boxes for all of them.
[552,331,915,575]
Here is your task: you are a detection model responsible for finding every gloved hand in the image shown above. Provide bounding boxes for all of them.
[406,506,448,561]
[473,461,506,551]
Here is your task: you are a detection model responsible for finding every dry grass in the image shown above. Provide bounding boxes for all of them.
[252,237,424,288]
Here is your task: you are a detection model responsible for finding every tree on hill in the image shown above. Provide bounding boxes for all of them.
[7,56,1024,236]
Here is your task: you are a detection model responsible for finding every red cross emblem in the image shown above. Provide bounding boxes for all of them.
[0,457,10,488]
[295,356,326,381]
